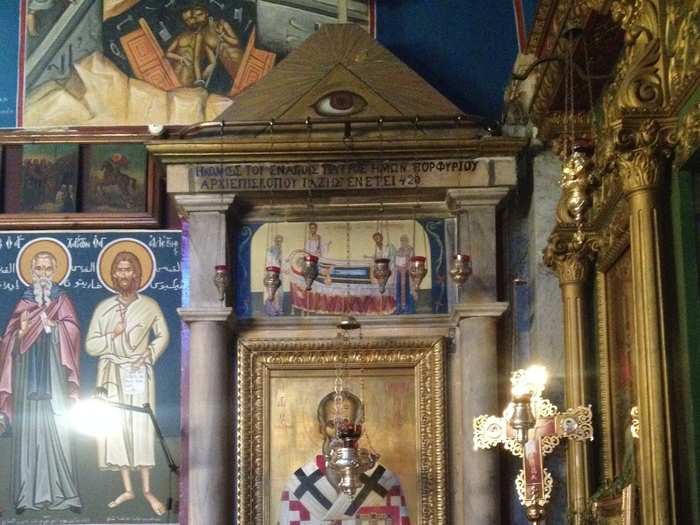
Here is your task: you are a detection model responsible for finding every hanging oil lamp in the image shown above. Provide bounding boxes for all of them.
[449,253,472,285]
[409,255,427,298]
[450,206,473,286]
[326,419,379,495]
[373,258,391,294]
[302,254,319,290]
[408,206,428,298]
[337,216,362,334]
[372,207,391,294]
[325,377,379,497]
[213,264,231,302]
[263,265,282,299]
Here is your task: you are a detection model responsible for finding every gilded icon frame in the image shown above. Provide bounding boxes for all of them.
[594,198,636,483]
[236,337,447,525]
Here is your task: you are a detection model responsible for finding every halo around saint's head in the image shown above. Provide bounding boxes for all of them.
[17,237,72,286]
[97,238,156,294]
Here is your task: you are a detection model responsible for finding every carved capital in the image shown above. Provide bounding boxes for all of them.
[543,232,598,285]
[615,119,672,194]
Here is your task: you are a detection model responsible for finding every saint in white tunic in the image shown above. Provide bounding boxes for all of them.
[85,294,169,470]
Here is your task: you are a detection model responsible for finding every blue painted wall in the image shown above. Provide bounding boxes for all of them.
[0,0,20,128]
[376,0,531,119]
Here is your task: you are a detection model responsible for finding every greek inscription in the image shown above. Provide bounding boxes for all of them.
[189,158,479,192]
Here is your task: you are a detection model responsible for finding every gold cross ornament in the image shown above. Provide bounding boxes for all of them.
[473,366,593,522]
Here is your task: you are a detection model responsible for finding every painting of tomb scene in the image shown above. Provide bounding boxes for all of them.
[83,143,147,212]
[235,219,448,318]
[18,144,79,213]
[23,0,374,127]
[0,230,182,523]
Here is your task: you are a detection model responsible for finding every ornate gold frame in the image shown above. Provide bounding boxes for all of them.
[594,199,632,481]
[236,337,448,525]
[592,484,636,525]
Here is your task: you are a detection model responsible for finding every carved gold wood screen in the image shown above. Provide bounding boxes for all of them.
[236,337,447,525]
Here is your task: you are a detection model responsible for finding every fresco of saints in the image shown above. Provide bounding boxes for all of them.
[86,239,170,516]
[394,234,415,314]
[371,232,396,262]
[278,391,411,525]
[0,238,82,512]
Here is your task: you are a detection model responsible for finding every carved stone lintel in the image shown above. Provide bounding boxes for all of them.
[543,232,598,285]
[616,119,672,194]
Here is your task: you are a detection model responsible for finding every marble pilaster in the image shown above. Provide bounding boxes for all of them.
[452,303,509,525]
[175,193,235,525]
[447,186,511,525]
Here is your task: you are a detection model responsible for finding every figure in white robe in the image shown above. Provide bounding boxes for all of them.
[265,234,285,316]
[278,391,411,525]
[305,222,330,257]
[85,250,169,516]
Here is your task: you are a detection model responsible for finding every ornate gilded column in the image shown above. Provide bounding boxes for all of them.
[174,194,236,525]
[543,233,595,524]
[617,119,674,524]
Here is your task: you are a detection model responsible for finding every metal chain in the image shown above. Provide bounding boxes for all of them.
[334,361,344,432]
[582,38,596,136]
[346,212,351,317]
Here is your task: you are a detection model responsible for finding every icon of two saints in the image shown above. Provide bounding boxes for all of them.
[0,237,170,516]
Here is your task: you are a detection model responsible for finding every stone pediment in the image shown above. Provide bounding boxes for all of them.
[218,23,462,122]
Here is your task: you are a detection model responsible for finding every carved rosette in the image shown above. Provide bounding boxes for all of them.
[543,232,598,285]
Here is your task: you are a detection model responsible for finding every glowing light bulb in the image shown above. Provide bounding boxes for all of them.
[525,365,548,394]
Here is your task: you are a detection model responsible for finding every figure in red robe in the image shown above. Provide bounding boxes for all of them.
[0,249,81,512]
